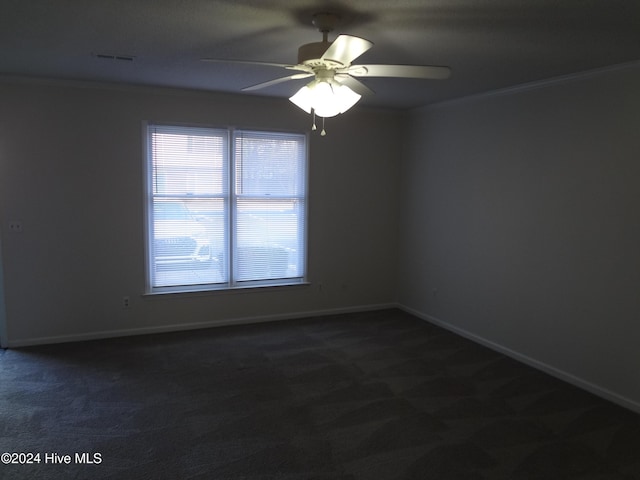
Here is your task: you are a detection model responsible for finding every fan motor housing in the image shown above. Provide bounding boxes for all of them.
[298,42,343,68]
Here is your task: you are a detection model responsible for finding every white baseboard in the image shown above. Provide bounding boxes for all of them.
[398,304,640,415]
[5,303,396,348]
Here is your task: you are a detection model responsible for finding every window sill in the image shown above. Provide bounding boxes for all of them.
[143,280,311,298]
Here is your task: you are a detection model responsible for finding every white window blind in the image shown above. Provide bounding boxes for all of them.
[146,124,307,293]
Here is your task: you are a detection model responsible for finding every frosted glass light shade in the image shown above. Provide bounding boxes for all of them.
[290,80,361,118]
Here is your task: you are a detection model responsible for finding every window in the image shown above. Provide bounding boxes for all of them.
[145,124,307,293]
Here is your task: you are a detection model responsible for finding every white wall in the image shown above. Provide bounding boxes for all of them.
[0,79,404,346]
[398,62,640,411]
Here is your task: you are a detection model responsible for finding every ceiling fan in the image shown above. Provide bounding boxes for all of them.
[203,12,451,132]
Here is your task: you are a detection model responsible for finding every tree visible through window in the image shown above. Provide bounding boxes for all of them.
[145,124,307,293]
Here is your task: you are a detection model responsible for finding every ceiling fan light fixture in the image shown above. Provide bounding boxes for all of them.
[203,11,452,124]
[289,79,361,118]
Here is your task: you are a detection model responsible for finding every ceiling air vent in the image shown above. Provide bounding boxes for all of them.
[93,53,135,62]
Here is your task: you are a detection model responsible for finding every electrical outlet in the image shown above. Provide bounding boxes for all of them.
[9,221,23,233]
[123,296,130,308]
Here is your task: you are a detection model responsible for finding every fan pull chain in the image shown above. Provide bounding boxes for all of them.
[309,110,326,136]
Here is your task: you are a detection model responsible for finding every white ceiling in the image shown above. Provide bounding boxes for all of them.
[2,0,640,109]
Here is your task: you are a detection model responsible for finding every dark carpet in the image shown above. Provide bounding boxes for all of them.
[1,309,639,479]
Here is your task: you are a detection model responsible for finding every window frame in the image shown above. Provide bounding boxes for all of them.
[143,122,309,295]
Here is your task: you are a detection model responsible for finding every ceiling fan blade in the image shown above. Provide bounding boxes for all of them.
[334,74,375,96]
[321,34,373,66]
[202,58,312,73]
[347,64,452,80]
[241,73,313,92]
[202,58,289,68]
